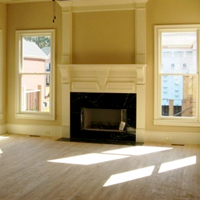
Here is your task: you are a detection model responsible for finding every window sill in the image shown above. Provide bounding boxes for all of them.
[154,119,200,127]
[15,113,55,121]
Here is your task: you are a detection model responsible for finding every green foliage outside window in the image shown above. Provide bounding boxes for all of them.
[24,36,50,48]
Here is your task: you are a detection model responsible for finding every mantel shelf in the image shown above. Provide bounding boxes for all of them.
[59,64,146,93]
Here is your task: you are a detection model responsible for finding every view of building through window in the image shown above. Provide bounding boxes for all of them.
[161,32,197,117]
[21,36,51,112]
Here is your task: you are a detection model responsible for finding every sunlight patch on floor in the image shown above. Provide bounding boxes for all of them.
[48,153,129,165]
[0,136,9,140]
[158,156,196,173]
[103,166,155,187]
[103,146,173,156]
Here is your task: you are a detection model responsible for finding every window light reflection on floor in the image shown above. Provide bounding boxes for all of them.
[103,146,173,156]
[48,153,129,165]
[158,156,196,173]
[0,136,9,140]
[103,166,155,187]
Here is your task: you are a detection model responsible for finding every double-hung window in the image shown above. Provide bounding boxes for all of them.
[15,30,55,120]
[154,25,200,126]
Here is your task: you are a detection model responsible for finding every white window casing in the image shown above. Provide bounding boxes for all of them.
[154,25,200,127]
[15,30,55,120]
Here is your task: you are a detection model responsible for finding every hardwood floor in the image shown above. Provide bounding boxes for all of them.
[0,134,200,200]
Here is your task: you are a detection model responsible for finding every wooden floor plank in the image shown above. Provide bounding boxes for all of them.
[0,134,200,200]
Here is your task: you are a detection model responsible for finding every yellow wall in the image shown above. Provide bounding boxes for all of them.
[146,0,200,132]
[72,10,135,64]
[4,0,200,134]
[0,3,6,125]
[7,2,62,125]
[6,5,136,126]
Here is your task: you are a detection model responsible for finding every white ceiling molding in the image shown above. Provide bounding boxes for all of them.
[0,0,148,6]
[57,0,148,13]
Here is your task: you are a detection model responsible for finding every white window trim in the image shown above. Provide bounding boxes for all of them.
[0,30,3,120]
[154,24,200,127]
[15,29,55,120]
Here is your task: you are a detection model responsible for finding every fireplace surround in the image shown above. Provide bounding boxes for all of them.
[59,64,146,143]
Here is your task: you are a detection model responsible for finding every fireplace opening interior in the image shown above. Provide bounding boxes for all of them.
[70,93,136,144]
[81,108,127,132]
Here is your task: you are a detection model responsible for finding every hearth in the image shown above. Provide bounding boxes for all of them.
[70,92,136,144]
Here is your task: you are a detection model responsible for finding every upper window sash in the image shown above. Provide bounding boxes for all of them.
[15,30,55,120]
[154,25,200,127]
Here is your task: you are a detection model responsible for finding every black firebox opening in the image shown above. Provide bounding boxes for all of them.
[81,108,127,132]
[70,92,136,144]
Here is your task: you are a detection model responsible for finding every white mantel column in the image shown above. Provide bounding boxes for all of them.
[59,2,72,138]
[135,3,146,64]
[135,2,147,143]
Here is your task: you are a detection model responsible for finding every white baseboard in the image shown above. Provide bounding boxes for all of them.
[0,123,6,135]
[145,131,200,145]
[6,123,62,138]
[2,123,200,144]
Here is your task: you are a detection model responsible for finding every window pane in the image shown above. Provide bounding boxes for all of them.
[22,36,51,73]
[161,32,197,74]
[161,75,197,117]
[21,75,50,112]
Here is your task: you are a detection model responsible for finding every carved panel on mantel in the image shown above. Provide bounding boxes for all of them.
[59,64,146,93]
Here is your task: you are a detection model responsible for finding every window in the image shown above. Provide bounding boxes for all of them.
[15,30,55,120]
[0,30,3,119]
[154,25,200,126]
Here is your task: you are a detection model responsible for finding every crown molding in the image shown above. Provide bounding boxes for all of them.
[0,0,148,7]
[57,0,148,13]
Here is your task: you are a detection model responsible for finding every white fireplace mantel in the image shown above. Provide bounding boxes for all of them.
[59,64,146,143]
[58,0,148,142]
[59,64,146,93]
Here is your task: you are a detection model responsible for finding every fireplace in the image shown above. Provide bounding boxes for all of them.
[59,64,146,143]
[70,92,136,144]
[58,0,147,143]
